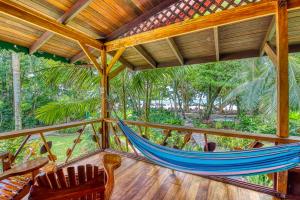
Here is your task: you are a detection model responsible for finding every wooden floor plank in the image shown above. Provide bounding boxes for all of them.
[65,152,272,200]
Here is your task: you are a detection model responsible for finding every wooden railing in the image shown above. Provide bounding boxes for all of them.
[2,117,300,165]
[104,118,300,144]
[1,117,300,198]
[0,119,103,165]
[104,118,300,199]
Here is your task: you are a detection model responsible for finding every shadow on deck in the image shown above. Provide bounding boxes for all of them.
[69,151,271,200]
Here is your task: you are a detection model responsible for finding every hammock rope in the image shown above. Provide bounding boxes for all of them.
[117,120,300,176]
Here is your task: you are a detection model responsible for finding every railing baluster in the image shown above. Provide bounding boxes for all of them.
[11,135,31,163]
[161,130,171,146]
[40,132,56,162]
[110,123,123,151]
[115,123,138,156]
[65,125,86,163]
[91,123,101,149]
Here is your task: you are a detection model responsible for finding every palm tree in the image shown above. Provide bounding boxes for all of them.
[35,63,101,124]
[225,55,300,116]
[12,52,22,130]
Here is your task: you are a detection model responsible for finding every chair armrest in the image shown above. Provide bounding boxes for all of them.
[0,152,12,171]
[103,154,121,200]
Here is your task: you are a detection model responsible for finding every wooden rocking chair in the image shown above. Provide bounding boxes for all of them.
[29,153,121,200]
[0,152,32,200]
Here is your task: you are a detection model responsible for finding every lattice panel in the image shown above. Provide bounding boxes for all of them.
[121,0,260,38]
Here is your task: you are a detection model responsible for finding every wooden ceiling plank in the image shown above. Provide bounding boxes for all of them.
[166,38,184,65]
[78,41,102,73]
[133,45,157,68]
[107,48,126,73]
[109,65,126,80]
[30,0,94,54]
[213,27,220,61]
[264,42,277,66]
[259,16,275,56]
[0,0,103,50]
[106,0,179,41]
[105,0,279,52]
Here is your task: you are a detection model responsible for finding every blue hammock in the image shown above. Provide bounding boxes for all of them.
[117,120,300,176]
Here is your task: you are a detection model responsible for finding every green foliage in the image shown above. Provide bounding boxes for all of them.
[245,175,272,187]
[148,109,183,125]
[35,97,99,125]
[289,111,300,135]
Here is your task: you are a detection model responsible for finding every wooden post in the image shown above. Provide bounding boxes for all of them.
[101,48,109,149]
[274,0,289,198]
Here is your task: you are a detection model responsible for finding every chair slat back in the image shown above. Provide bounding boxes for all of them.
[56,169,67,189]
[29,154,121,200]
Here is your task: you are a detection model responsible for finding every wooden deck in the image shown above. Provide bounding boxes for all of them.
[70,152,272,200]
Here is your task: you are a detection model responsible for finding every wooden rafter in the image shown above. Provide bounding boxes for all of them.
[109,65,126,80]
[133,45,157,68]
[259,16,275,56]
[263,42,277,66]
[118,56,135,71]
[30,0,94,54]
[106,0,179,41]
[0,0,103,50]
[166,38,184,65]
[213,27,220,61]
[105,0,277,52]
[71,47,95,63]
[78,42,102,73]
[107,48,126,73]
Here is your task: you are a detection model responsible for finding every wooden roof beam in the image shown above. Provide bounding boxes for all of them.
[78,41,102,74]
[70,47,135,70]
[0,0,103,50]
[106,0,179,41]
[30,0,94,54]
[133,45,157,68]
[213,27,220,61]
[166,38,184,65]
[105,0,300,52]
[259,16,275,56]
[106,48,126,73]
[117,56,135,71]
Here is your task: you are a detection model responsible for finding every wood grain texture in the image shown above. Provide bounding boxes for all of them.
[29,0,94,54]
[78,41,102,73]
[264,42,277,66]
[276,0,289,138]
[166,38,184,65]
[105,0,277,51]
[69,152,271,200]
[0,0,103,49]
[275,0,289,198]
[133,45,157,68]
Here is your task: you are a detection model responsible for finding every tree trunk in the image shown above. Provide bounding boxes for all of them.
[202,86,222,121]
[121,73,127,119]
[12,52,22,130]
[173,82,178,116]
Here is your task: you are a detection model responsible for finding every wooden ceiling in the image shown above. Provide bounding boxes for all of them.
[0,0,299,71]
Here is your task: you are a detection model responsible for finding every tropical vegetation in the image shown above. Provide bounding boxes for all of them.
[1,49,300,186]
